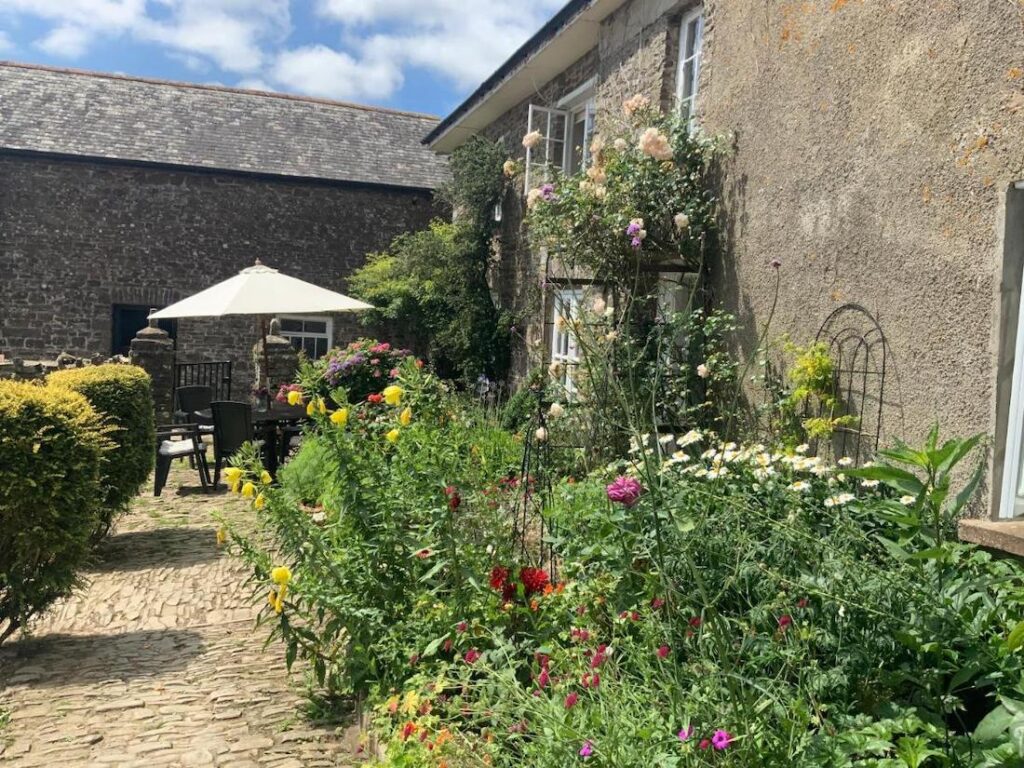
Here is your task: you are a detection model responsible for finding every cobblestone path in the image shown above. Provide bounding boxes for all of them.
[0,466,361,767]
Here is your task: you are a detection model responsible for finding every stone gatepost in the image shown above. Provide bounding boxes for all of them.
[253,319,300,397]
[130,315,175,424]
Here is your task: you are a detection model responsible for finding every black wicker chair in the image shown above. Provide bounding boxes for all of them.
[210,400,258,488]
[154,423,211,496]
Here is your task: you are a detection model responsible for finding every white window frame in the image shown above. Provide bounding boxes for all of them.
[676,5,705,134]
[524,103,569,191]
[999,183,1024,517]
[550,288,582,399]
[557,78,597,176]
[277,314,333,360]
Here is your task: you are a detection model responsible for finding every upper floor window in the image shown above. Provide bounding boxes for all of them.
[279,315,332,360]
[676,6,705,133]
[524,79,596,189]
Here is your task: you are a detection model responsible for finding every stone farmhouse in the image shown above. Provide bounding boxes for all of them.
[0,61,447,394]
[425,0,1024,520]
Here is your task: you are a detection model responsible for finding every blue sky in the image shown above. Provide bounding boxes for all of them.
[0,0,565,116]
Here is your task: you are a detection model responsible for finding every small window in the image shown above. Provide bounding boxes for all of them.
[278,315,332,360]
[676,6,705,134]
[525,104,568,190]
[550,288,582,398]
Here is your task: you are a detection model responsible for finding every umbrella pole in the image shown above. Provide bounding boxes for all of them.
[261,316,272,410]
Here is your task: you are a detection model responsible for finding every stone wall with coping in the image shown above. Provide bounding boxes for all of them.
[0,152,442,395]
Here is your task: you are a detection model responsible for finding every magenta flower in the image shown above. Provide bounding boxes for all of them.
[540,183,556,201]
[606,476,643,507]
[565,691,579,709]
[657,644,671,659]
[463,648,481,664]
[711,730,732,750]
[579,740,593,758]
[678,726,694,742]
[778,614,793,631]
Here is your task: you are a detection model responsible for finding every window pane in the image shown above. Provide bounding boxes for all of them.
[681,59,696,101]
[686,18,700,58]
[315,338,328,358]
[280,318,303,333]
[304,320,327,333]
[568,115,587,175]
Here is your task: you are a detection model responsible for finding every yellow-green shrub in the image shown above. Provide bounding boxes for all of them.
[49,364,155,528]
[0,381,108,644]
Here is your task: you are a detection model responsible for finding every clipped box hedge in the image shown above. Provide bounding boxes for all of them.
[49,364,155,530]
[0,380,108,644]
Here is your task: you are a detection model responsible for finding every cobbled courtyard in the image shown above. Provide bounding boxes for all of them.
[0,464,362,767]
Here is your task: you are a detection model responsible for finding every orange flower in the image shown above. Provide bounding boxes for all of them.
[530,599,540,611]
[543,583,554,596]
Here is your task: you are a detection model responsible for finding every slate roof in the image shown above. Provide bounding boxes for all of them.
[0,61,449,190]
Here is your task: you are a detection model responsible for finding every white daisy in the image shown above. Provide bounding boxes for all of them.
[899,495,917,506]
[837,457,854,467]
[795,443,810,454]
[788,480,810,492]
[860,479,880,489]
[678,429,702,447]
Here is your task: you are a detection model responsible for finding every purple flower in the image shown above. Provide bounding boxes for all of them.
[630,236,643,249]
[678,726,694,742]
[711,730,732,750]
[626,221,642,236]
[579,740,593,758]
[540,183,556,201]
[606,475,643,507]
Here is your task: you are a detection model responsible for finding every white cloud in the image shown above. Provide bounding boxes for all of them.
[315,0,565,89]
[271,43,401,101]
[0,0,567,105]
[36,25,91,57]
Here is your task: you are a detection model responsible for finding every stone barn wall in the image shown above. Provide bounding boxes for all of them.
[0,151,442,394]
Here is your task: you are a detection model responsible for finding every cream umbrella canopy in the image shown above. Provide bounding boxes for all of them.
[149,261,373,398]
[148,261,373,319]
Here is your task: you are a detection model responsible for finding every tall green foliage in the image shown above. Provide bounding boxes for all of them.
[351,136,512,384]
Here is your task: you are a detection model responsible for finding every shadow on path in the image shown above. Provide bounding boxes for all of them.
[0,628,204,688]
[91,527,223,572]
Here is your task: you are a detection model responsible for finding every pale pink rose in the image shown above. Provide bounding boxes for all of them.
[522,130,543,149]
[696,363,710,379]
[623,93,651,116]
[638,127,674,161]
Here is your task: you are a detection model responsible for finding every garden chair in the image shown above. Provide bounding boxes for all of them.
[173,384,213,424]
[210,400,260,488]
[154,423,211,496]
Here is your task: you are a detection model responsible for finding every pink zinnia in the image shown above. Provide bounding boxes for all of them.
[606,475,643,506]
[711,730,732,750]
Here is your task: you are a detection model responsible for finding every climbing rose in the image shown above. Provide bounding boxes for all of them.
[522,130,542,149]
[623,93,650,115]
[712,730,732,750]
[674,212,690,231]
[520,567,550,596]
[638,127,673,161]
[696,363,710,379]
[606,476,643,507]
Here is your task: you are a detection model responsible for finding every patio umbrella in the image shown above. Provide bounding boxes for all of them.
[149,260,373,398]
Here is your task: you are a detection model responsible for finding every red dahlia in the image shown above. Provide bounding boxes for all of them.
[489,565,509,591]
[520,567,550,596]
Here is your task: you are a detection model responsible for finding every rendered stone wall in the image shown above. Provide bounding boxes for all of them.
[0,152,442,395]
[697,0,1024,508]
